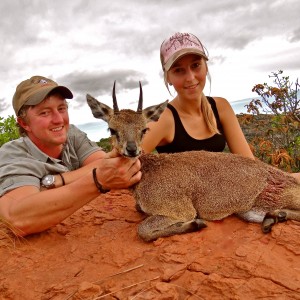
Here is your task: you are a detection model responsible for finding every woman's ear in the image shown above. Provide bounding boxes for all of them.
[166,75,172,86]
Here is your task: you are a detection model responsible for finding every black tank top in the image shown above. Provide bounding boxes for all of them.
[156,97,226,153]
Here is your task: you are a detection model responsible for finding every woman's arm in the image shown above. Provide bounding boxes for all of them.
[215,97,254,159]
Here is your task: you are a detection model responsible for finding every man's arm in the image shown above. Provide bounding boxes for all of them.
[0,175,99,236]
[0,151,141,236]
[52,150,107,187]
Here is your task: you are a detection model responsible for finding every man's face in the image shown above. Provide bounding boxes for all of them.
[20,93,70,151]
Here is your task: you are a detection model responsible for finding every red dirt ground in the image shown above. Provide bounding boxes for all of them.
[0,190,299,300]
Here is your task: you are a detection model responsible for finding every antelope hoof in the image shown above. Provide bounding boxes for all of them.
[262,212,278,233]
[277,211,287,222]
[194,218,207,230]
[262,217,275,233]
[261,211,288,233]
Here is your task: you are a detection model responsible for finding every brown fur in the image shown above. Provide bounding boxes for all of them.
[133,151,299,221]
[86,83,300,242]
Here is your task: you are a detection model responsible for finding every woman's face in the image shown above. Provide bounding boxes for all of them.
[167,54,207,99]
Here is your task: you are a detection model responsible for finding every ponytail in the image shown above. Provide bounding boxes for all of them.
[201,93,220,135]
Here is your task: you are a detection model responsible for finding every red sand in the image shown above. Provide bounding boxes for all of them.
[0,190,299,299]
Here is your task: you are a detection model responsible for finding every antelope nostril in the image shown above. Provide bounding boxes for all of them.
[125,142,139,157]
[126,142,137,152]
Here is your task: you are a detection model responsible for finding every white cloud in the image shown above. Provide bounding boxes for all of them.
[0,0,299,133]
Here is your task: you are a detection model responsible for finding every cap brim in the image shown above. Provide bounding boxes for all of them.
[164,48,208,72]
[26,86,73,106]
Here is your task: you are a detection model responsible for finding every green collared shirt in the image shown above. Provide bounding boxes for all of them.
[0,125,101,196]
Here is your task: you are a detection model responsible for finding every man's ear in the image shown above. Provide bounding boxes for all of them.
[17,116,30,132]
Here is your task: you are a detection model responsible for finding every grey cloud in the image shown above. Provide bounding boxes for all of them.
[2,0,299,63]
[58,69,148,105]
[194,0,300,50]
[257,60,300,73]
[289,27,300,43]
[0,98,9,112]
[254,46,300,72]
[0,2,48,46]
[209,55,227,66]
[1,0,300,116]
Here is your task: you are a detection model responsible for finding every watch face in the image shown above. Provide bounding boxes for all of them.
[41,175,55,188]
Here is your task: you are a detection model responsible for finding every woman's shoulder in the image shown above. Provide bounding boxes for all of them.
[210,96,232,111]
[211,96,230,104]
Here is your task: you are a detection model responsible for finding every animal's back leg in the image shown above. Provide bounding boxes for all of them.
[262,209,300,233]
[138,215,207,242]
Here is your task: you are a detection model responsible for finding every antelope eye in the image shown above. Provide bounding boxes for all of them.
[109,128,117,136]
[141,128,149,136]
[142,128,149,134]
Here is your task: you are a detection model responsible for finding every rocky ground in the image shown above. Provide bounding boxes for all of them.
[0,190,299,300]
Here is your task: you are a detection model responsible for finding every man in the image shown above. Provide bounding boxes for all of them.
[0,75,141,236]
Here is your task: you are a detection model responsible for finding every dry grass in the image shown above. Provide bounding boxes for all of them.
[0,217,25,249]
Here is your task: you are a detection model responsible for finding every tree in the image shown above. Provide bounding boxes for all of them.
[97,137,112,152]
[243,71,300,172]
[0,115,19,147]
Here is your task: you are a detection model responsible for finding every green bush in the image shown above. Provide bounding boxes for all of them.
[0,115,19,147]
[97,137,112,152]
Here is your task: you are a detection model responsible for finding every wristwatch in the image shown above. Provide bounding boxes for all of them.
[41,174,56,189]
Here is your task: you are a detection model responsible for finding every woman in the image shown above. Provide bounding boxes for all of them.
[142,32,253,157]
[142,32,300,182]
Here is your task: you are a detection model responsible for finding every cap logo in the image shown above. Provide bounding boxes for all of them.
[32,78,50,86]
[165,33,200,53]
[39,79,48,85]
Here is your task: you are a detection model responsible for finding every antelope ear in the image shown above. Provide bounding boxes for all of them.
[86,94,113,123]
[143,100,168,122]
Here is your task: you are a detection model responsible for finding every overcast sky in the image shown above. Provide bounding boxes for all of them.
[1,0,300,132]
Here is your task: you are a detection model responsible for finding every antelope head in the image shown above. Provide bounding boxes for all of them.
[87,81,168,157]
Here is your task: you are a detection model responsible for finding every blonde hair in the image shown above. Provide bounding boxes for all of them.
[200,92,220,135]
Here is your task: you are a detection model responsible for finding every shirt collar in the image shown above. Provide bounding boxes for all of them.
[23,136,65,164]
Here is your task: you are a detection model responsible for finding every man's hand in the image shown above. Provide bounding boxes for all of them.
[96,149,142,190]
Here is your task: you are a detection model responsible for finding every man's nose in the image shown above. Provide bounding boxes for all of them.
[52,110,64,123]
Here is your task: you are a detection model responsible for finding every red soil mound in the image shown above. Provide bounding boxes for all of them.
[0,190,299,299]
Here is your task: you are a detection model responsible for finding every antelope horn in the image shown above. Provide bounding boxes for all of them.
[112,81,119,113]
[137,81,143,113]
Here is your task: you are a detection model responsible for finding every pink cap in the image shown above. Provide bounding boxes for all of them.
[160,32,208,72]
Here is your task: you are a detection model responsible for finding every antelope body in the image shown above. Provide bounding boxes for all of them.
[87,82,300,242]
